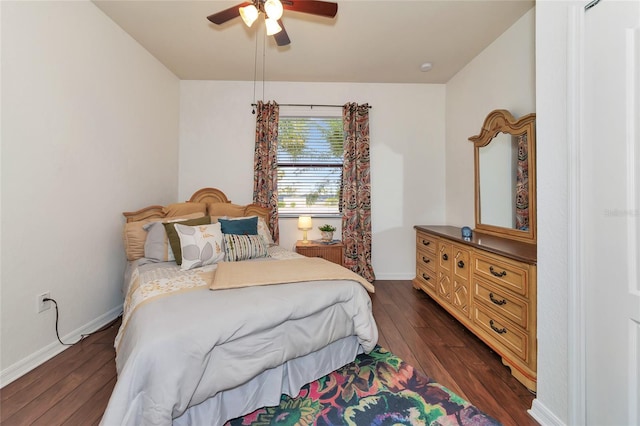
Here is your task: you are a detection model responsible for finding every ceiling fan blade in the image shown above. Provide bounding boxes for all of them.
[207,2,252,25]
[282,0,338,18]
[273,20,291,46]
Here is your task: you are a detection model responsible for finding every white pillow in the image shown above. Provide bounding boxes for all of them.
[174,222,225,270]
[256,216,274,245]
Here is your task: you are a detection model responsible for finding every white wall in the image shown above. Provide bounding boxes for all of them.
[0,1,180,384]
[531,2,572,425]
[179,81,446,279]
[445,9,536,227]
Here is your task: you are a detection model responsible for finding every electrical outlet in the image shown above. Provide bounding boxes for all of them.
[37,292,51,313]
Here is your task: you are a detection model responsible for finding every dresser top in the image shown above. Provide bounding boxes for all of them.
[414,225,537,265]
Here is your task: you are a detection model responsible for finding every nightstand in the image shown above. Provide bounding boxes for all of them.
[295,241,344,266]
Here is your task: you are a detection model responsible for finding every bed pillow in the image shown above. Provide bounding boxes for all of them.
[143,221,176,262]
[207,202,246,217]
[123,212,204,261]
[218,216,258,236]
[257,216,273,243]
[174,222,225,270]
[164,216,211,265]
[163,202,206,217]
[224,216,274,245]
[223,234,269,262]
[143,215,209,262]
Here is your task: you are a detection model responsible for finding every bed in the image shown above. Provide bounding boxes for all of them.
[101,188,378,426]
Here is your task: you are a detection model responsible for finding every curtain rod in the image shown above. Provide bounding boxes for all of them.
[250,103,372,109]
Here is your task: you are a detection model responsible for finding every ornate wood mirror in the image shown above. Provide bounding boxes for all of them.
[469,109,536,243]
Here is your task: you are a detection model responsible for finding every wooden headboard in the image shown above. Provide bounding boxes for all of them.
[122,205,166,223]
[188,187,231,205]
[123,188,270,230]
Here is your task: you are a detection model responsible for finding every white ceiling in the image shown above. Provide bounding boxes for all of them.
[93,0,534,84]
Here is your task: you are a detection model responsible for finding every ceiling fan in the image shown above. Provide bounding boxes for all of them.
[207,0,338,47]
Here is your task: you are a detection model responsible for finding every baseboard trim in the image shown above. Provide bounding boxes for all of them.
[0,305,122,387]
[373,273,415,280]
[528,398,566,426]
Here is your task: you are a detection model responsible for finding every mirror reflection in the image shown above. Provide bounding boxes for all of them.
[478,132,529,230]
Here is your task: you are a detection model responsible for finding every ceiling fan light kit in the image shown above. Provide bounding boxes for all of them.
[265,17,283,35]
[207,0,338,47]
[239,5,259,27]
[264,0,284,20]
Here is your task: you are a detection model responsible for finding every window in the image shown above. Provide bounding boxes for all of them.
[277,116,344,217]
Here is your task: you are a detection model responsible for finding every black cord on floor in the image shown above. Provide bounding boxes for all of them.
[43,297,122,346]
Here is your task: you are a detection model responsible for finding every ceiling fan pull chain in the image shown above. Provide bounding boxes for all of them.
[262,30,267,102]
[252,30,258,114]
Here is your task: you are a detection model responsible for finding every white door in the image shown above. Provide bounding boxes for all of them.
[583,1,640,425]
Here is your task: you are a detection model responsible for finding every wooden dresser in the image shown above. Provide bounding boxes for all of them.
[413,225,537,391]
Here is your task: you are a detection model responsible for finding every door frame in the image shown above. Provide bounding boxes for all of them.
[567,3,587,426]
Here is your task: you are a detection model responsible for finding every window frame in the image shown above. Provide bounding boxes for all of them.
[277,110,344,218]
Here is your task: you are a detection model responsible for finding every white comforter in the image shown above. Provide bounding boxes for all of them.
[101,256,378,425]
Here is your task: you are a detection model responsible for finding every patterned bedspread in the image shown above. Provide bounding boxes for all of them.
[115,245,304,349]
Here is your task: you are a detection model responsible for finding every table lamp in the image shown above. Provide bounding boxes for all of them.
[297,216,312,243]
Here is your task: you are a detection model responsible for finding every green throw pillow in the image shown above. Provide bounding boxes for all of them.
[163,216,211,265]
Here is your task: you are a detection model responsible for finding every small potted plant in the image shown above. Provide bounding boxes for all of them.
[318,224,336,241]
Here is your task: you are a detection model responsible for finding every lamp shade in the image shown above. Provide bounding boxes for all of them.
[239,5,259,27]
[297,216,312,230]
[264,0,284,20]
[265,17,282,35]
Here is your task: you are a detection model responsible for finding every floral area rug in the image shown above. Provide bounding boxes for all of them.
[226,346,501,426]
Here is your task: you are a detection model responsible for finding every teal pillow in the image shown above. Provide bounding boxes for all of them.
[219,216,258,235]
[163,216,211,265]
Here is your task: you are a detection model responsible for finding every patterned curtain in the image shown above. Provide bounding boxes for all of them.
[253,101,280,243]
[341,103,375,282]
[515,134,529,230]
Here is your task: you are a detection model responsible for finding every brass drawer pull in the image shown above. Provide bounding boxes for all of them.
[422,273,431,281]
[442,253,448,261]
[489,319,507,334]
[489,292,507,306]
[422,240,431,246]
[422,256,430,264]
[489,266,507,277]
[457,260,465,268]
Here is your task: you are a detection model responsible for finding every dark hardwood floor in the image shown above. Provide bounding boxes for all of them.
[0,280,537,425]
[371,281,537,426]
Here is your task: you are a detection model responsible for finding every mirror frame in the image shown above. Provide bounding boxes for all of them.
[469,109,536,243]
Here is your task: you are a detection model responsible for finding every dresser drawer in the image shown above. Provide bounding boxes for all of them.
[473,254,529,297]
[416,248,436,273]
[416,264,437,292]
[474,279,528,329]
[473,304,530,364]
[416,232,437,254]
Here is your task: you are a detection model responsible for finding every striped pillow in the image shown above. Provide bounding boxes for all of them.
[223,234,268,262]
